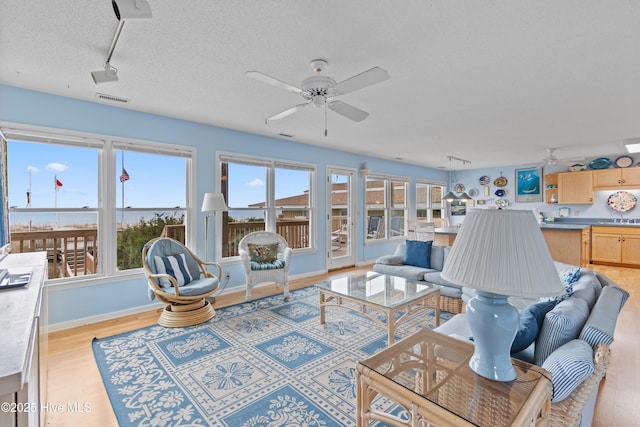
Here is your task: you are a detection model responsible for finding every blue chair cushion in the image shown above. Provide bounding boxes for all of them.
[250,259,285,270]
[159,277,219,296]
[154,254,193,287]
[511,300,558,353]
[403,240,432,269]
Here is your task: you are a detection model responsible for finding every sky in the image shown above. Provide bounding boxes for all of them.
[7,140,312,211]
[7,140,185,209]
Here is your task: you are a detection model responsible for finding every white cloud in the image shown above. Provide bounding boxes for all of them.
[248,178,264,187]
[27,165,39,173]
[46,162,69,172]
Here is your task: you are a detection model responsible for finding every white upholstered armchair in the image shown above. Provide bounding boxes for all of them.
[239,231,292,301]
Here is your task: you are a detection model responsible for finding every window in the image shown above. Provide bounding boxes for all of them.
[365,174,408,241]
[416,180,446,226]
[114,146,189,271]
[219,154,315,258]
[2,125,193,281]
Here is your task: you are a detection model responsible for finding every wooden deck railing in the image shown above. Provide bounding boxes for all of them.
[11,229,98,279]
[9,219,311,279]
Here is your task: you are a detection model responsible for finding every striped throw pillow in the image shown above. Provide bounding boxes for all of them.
[154,254,193,287]
[542,339,594,402]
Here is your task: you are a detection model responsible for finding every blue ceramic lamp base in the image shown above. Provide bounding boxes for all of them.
[466,290,519,382]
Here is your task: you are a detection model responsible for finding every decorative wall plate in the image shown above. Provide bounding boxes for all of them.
[468,188,479,197]
[479,175,490,186]
[588,157,612,170]
[569,163,587,172]
[495,198,509,208]
[493,177,508,187]
[495,189,506,197]
[607,191,637,212]
[454,183,465,193]
[615,155,634,168]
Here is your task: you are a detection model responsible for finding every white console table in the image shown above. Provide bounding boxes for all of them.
[0,252,47,427]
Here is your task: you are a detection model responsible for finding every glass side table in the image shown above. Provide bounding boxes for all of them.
[356,328,552,426]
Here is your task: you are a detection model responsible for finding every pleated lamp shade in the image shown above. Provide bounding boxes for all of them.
[441,209,563,298]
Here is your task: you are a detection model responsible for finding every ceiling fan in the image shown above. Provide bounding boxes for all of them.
[540,148,584,167]
[247,59,390,135]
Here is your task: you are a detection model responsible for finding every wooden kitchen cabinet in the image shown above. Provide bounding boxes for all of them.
[592,226,640,267]
[542,227,591,267]
[558,170,593,204]
[593,167,640,189]
[544,173,558,204]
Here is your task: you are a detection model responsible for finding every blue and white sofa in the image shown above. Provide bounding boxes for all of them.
[434,263,629,427]
[373,240,465,313]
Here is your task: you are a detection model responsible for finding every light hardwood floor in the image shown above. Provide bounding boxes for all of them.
[44,264,639,426]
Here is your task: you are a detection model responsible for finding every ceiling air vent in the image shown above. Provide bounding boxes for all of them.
[95,93,130,104]
[278,133,293,138]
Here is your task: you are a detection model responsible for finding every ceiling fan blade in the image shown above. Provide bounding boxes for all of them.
[328,101,369,122]
[266,102,311,121]
[333,67,390,95]
[246,71,302,94]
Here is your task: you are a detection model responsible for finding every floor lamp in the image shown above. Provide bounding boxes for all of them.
[441,209,563,381]
[201,193,227,262]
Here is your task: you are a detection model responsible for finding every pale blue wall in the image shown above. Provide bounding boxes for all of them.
[448,163,640,226]
[0,84,448,326]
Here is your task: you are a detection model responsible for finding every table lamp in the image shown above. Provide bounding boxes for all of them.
[201,193,227,261]
[441,209,563,381]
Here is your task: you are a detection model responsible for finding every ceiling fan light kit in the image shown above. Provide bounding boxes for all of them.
[246,59,389,133]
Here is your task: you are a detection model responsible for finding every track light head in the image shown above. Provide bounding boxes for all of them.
[91,63,118,84]
[112,0,152,21]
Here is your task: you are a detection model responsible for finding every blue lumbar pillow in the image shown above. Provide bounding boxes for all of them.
[403,240,432,269]
[511,300,558,353]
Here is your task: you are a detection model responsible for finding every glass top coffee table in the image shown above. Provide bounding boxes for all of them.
[316,272,440,344]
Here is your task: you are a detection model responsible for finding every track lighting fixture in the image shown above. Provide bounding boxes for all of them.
[91,63,118,84]
[91,0,152,85]
[112,0,152,21]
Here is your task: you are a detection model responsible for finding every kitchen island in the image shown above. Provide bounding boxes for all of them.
[435,223,591,267]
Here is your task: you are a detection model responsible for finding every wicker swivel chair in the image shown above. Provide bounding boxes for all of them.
[142,237,221,327]
[239,231,291,301]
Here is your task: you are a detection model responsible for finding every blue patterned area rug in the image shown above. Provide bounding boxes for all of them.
[92,286,452,426]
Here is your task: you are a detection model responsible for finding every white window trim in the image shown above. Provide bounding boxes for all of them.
[364,172,410,244]
[0,121,196,287]
[415,178,447,222]
[217,151,317,261]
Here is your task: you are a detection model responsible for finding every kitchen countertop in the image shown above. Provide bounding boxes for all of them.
[539,223,591,230]
[437,221,640,235]
[435,223,591,234]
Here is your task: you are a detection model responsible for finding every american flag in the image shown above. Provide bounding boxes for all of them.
[120,168,130,182]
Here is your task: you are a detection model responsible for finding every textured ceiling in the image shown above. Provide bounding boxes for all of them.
[2,1,640,169]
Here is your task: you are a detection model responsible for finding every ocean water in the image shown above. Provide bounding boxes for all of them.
[9,210,185,231]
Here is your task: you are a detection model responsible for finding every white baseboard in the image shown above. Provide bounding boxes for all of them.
[47,270,327,332]
[47,302,163,332]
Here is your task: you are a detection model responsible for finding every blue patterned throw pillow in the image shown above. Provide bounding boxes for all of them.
[542,266,581,303]
[154,254,193,287]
